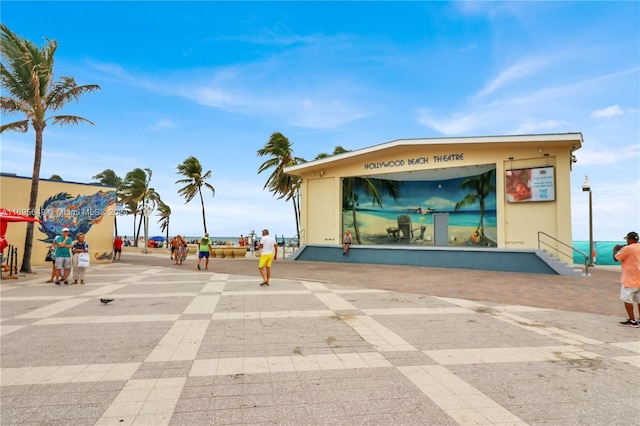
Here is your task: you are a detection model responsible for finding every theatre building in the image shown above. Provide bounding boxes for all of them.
[284,133,584,275]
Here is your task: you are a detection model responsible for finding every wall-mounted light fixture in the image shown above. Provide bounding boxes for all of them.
[320,171,325,177]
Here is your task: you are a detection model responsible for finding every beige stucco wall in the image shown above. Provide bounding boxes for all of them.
[288,134,580,265]
[1,175,116,268]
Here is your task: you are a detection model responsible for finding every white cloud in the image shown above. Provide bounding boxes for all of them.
[460,41,477,53]
[574,143,639,166]
[510,119,571,135]
[474,57,548,99]
[292,99,368,129]
[148,119,177,131]
[591,105,624,119]
[417,109,491,135]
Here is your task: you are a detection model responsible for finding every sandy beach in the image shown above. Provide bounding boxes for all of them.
[343,211,496,247]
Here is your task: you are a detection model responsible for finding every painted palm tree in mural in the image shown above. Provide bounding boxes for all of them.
[157,201,171,243]
[344,177,402,244]
[0,23,100,273]
[316,146,402,244]
[454,169,496,237]
[92,169,123,236]
[176,156,215,234]
[257,132,306,239]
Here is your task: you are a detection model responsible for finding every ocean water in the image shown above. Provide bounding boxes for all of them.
[353,208,497,227]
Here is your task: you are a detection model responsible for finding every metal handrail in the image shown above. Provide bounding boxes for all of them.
[537,231,589,275]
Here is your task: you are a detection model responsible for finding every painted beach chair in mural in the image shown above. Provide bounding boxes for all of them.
[397,215,414,242]
[396,215,427,242]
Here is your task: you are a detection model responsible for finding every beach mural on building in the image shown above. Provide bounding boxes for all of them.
[37,191,116,243]
[342,168,497,247]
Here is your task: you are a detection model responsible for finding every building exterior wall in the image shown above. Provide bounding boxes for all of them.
[288,134,580,265]
[0,174,116,267]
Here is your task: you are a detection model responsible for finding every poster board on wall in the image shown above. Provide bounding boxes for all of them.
[505,166,555,203]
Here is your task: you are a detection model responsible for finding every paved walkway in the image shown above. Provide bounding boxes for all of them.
[1,253,638,425]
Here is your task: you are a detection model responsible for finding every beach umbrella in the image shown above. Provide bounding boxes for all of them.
[149,236,165,242]
[0,208,41,252]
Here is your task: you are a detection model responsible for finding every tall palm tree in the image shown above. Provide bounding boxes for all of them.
[176,156,215,234]
[257,132,306,238]
[454,169,496,236]
[92,169,123,236]
[156,201,171,243]
[0,23,100,273]
[121,198,139,242]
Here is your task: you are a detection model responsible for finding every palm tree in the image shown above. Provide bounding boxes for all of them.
[121,168,160,245]
[92,169,123,236]
[49,174,63,181]
[157,201,171,243]
[257,132,306,238]
[454,169,496,236]
[0,23,100,273]
[176,156,215,234]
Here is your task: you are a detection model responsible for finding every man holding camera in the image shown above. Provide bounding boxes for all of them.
[614,231,640,327]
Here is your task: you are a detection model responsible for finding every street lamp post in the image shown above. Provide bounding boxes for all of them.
[249,230,256,254]
[582,175,594,267]
[143,205,152,254]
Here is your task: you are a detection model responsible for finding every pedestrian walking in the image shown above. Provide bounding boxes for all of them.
[72,233,89,285]
[113,235,123,261]
[258,229,277,286]
[614,231,640,327]
[197,233,212,270]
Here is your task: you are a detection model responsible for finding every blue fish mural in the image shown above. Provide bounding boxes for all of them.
[38,191,116,243]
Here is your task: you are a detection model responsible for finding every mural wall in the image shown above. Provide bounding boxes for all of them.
[342,168,497,247]
[0,174,117,266]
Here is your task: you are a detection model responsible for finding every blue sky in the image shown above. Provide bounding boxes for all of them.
[1,1,638,241]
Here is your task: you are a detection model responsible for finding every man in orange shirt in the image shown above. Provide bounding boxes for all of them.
[614,231,640,327]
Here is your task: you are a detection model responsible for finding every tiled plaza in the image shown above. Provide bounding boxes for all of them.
[1,256,639,425]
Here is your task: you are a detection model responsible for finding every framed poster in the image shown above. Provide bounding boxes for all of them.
[505,166,555,203]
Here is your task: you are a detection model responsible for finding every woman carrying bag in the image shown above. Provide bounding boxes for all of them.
[71,233,89,285]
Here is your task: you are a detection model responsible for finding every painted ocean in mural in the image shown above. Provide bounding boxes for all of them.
[343,169,497,246]
[353,208,497,228]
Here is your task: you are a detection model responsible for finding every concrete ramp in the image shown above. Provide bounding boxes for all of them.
[291,244,584,276]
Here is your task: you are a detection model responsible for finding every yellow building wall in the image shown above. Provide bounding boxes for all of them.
[295,138,576,264]
[0,175,116,267]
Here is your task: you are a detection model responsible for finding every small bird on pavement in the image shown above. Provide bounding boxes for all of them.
[100,298,114,306]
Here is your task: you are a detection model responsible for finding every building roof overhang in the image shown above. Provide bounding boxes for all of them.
[284,133,583,178]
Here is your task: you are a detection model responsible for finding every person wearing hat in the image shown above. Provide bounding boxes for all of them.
[614,231,640,327]
[53,228,73,285]
[258,229,277,286]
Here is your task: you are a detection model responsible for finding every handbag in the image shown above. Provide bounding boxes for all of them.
[45,247,55,262]
[77,252,90,268]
